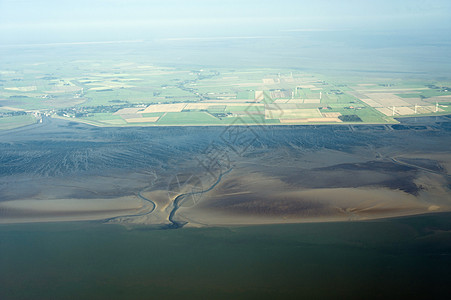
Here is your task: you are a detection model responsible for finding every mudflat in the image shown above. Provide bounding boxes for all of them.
[0,115,450,226]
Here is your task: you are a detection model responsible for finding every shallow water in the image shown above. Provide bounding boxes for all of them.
[1,213,451,299]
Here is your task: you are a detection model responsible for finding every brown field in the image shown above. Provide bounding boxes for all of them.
[428,95,451,103]
[365,93,411,107]
[322,112,342,118]
[270,90,291,99]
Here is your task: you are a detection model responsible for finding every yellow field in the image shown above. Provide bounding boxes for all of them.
[0,106,25,111]
[365,93,410,107]
[419,105,444,113]
[375,107,394,116]
[273,99,289,103]
[274,99,318,104]
[233,83,263,87]
[395,107,416,115]
[279,117,341,123]
[360,97,383,107]
[4,86,37,92]
[303,99,320,103]
[376,105,443,116]
[88,82,135,90]
[254,91,264,101]
[307,117,342,122]
[78,79,102,83]
[357,83,377,86]
[288,99,306,103]
[262,78,275,84]
[266,108,322,119]
[101,119,127,125]
[141,103,187,113]
[125,117,160,123]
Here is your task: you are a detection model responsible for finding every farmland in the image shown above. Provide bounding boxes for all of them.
[0,114,37,130]
[1,60,450,128]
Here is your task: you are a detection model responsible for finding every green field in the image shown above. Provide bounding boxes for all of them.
[0,62,449,127]
[83,113,122,121]
[142,112,165,118]
[225,105,263,113]
[0,115,37,130]
[325,104,389,123]
[221,116,280,125]
[236,91,254,99]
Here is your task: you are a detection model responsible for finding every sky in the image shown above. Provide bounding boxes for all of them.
[1,0,451,44]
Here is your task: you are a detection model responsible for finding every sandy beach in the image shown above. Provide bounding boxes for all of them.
[0,196,143,224]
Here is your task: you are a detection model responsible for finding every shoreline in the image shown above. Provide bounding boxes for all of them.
[1,208,449,227]
[180,209,451,228]
[52,114,401,127]
[0,196,144,225]
[4,112,450,133]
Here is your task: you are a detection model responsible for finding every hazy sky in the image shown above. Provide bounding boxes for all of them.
[1,0,451,43]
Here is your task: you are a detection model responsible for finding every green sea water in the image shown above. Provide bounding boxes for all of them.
[1,214,451,299]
